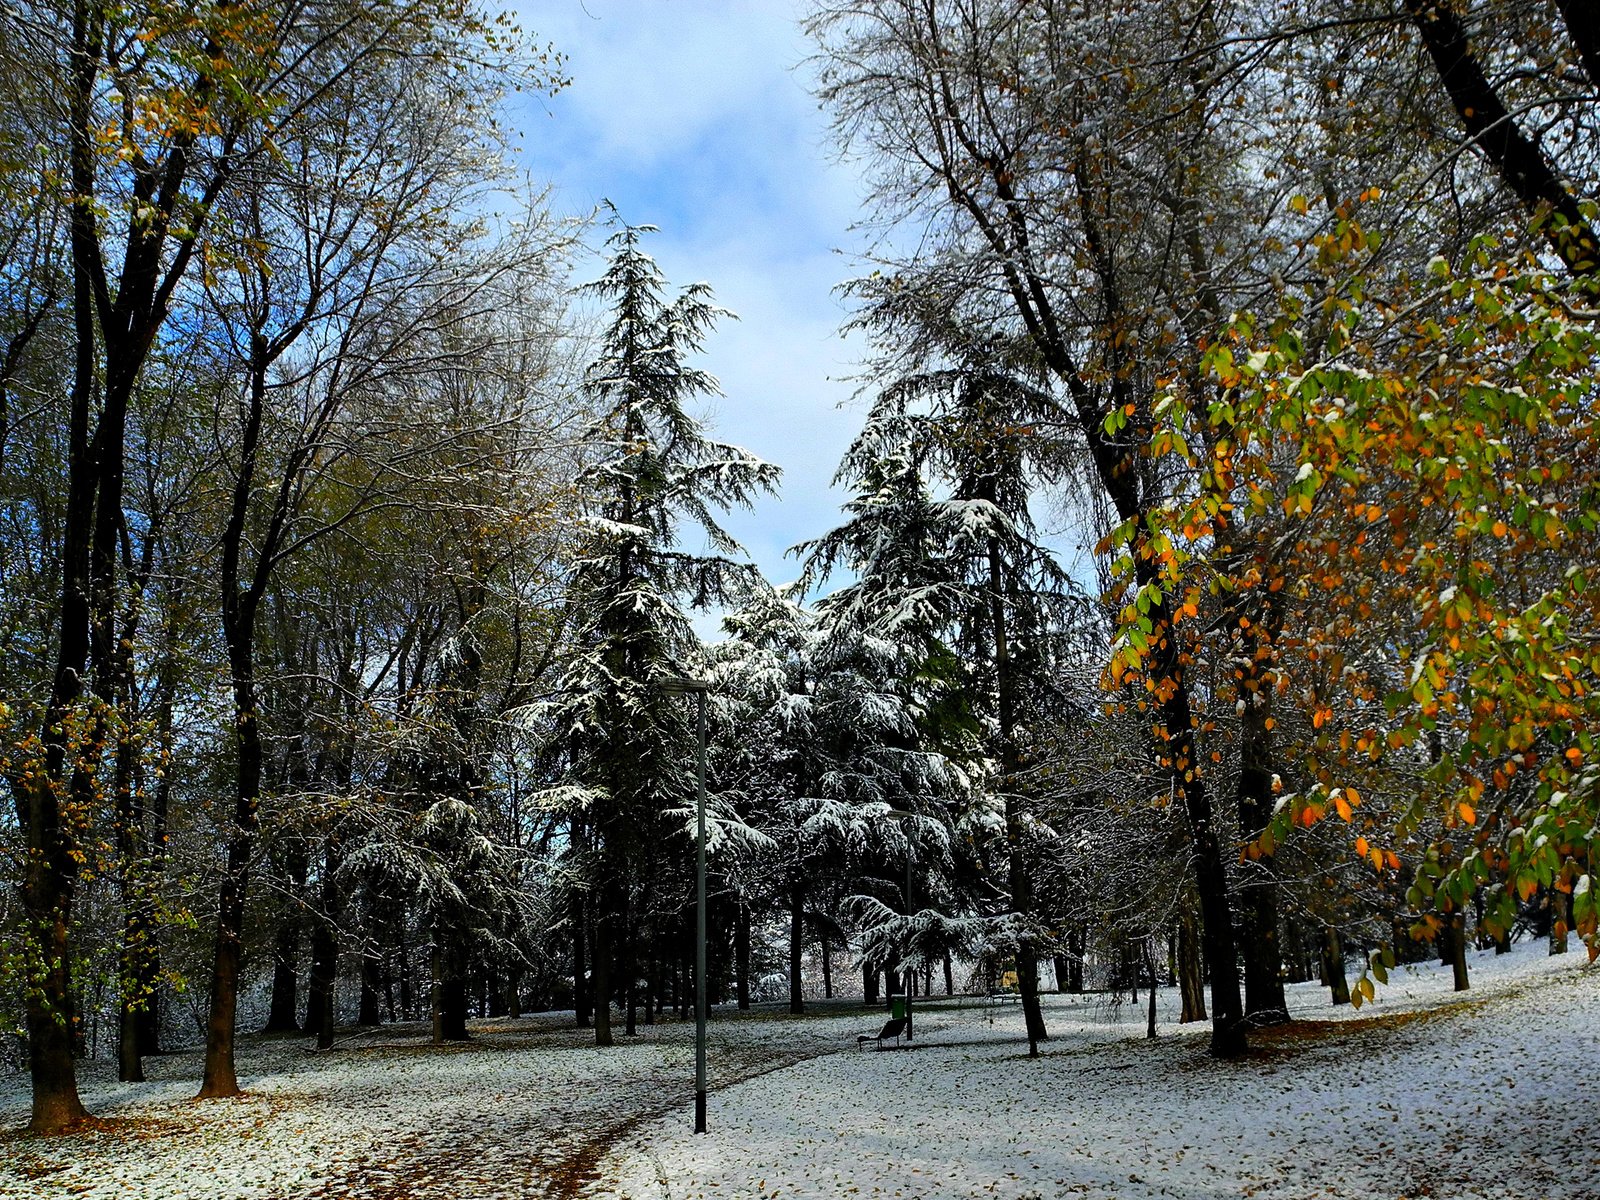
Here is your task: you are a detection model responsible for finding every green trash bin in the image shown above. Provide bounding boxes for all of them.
[891,998,907,1020]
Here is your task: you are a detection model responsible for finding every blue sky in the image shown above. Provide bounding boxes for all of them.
[505,0,867,594]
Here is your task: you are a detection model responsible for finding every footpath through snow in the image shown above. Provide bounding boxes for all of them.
[0,940,1594,1199]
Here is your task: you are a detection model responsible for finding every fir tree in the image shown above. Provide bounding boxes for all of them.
[542,216,778,1045]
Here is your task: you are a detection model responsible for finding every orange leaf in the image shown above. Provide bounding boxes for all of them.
[1458,802,1476,825]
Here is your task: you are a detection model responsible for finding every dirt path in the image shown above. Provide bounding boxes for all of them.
[546,1044,839,1199]
[287,1026,845,1200]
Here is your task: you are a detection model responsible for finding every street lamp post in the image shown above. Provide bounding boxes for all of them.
[660,676,710,1133]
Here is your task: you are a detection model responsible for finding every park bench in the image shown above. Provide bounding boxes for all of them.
[987,989,1020,1005]
[856,1016,908,1050]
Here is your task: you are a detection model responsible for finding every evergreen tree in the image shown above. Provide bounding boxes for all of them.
[798,342,1085,1051]
[541,216,778,1045]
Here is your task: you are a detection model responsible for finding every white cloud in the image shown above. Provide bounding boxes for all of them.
[507,0,874,595]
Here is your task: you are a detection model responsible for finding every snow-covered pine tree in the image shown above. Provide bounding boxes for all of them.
[715,586,960,1012]
[543,217,778,1046]
[798,342,1086,1050]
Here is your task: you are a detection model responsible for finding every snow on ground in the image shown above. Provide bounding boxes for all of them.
[603,942,1599,1200]
[0,1009,857,1200]
[1,942,1594,1200]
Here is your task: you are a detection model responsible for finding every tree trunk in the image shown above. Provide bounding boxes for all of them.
[821,932,833,999]
[943,952,954,997]
[304,845,340,1048]
[735,899,751,1010]
[263,919,302,1035]
[1551,889,1571,955]
[21,772,88,1130]
[1236,643,1288,1025]
[1321,927,1351,1005]
[440,943,469,1042]
[21,28,105,1118]
[398,921,413,1020]
[1145,941,1158,1039]
[592,903,613,1046]
[199,340,277,1100]
[262,842,306,1034]
[113,616,148,1084]
[358,942,382,1027]
[788,879,805,1015]
[1177,903,1208,1023]
[504,968,522,1020]
[1448,911,1470,992]
[863,961,879,1006]
[133,701,172,1059]
[573,884,591,1028]
[1405,0,1598,276]
[984,536,1046,1054]
[430,941,444,1044]
[384,950,398,1023]
[625,961,638,1036]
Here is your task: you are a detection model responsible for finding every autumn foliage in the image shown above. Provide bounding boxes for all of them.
[1106,200,1600,988]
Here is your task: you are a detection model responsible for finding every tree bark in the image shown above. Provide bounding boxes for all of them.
[264,922,302,1035]
[1448,911,1470,992]
[573,827,591,1028]
[430,941,444,1044]
[1551,889,1571,955]
[1236,630,1288,1025]
[132,685,172,1060]
[788,879,805,1015]
[592,901,613,1046]
[358,942,382,1027]
[735,898,751,1010]
[1405,0,1598,275]
[1144,941,1158,1040]
[1177,904,1208,1023]
[304,843,340,1048]
[1555,0,1600,90]
[986,538,1045,1053]
[1321,928,1351,1005]
[438,937,469,1042]
[1066,927,1085,994]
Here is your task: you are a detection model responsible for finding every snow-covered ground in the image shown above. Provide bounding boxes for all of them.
[605,942,1599,1200]
[1,942,1593,1200]
[0,1004,862,1199]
